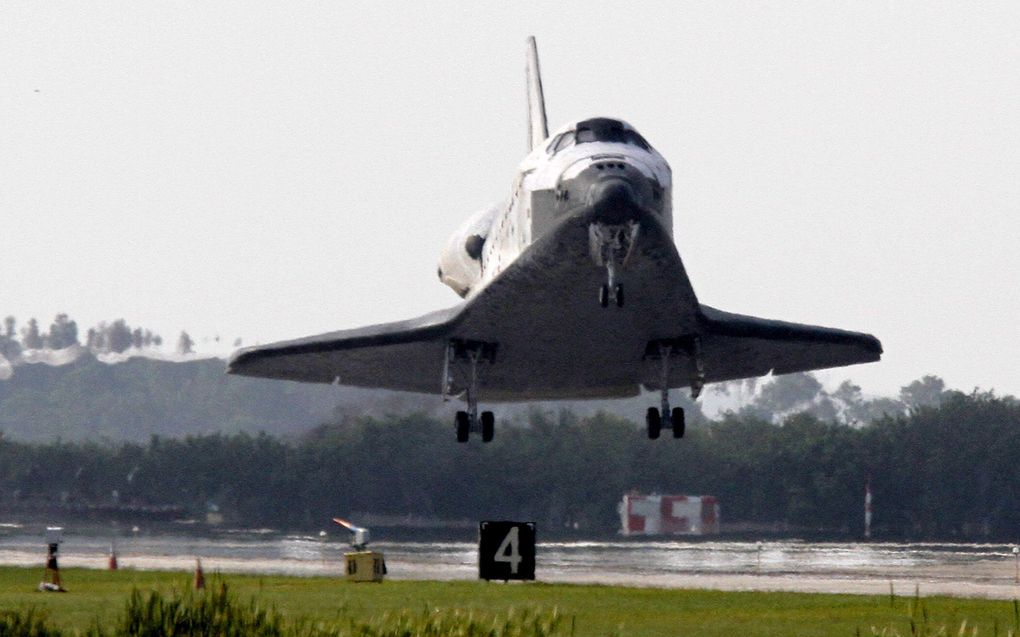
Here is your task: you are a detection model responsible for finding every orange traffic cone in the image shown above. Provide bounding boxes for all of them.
[194,558,205,590]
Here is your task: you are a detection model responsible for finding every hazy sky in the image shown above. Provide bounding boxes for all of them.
[2,2,1018,397]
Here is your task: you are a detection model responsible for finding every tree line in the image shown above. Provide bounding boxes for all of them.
[1,388,1018,540]
[0,312,210,358]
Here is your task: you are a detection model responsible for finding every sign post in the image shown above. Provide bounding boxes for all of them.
[864,478,873,539]
[478,521,535,581]
[1013,546,1018,584]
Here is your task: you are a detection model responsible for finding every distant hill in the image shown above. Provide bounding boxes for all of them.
[0,352,449,442]
[0,350,706,442]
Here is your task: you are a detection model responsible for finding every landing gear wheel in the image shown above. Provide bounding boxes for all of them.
[646,407,661,440]
[599,284,609,308]
[481,411,495,442]
[615,284,624,308]
[455,411,470,443]
[671,407,685,439]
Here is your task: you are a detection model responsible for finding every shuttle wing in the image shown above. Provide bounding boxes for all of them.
[227,306,463,393]
[695,305,882,384]
[228,212,880,398]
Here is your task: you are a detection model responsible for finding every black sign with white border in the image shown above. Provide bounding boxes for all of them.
[478,520,535,581]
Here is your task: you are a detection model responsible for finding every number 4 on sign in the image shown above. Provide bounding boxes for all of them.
[494,526,522,574]
[478,520,534,581]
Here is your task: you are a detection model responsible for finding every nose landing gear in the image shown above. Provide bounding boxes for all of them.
[599,281,624,308]
[590,221,639,308]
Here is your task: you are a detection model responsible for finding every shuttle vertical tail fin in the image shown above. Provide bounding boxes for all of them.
[526,36,549,151]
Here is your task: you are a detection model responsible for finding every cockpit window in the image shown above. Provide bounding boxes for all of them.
[546,134,562,153]
[549,118,651,155]
[553,131,575,152]
[625,130,650,150]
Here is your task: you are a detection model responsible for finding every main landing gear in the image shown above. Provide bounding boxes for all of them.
[644,338,705,440]
[444,339,498,443]
[590,221,639,308]
[455,410,494,443]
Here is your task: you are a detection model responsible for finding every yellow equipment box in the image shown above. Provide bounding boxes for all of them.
[344,551,386,582]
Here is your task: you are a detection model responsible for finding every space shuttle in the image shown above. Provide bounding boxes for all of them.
[229,38,881,442]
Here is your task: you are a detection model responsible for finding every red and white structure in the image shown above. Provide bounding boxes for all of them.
[619,494,720,536]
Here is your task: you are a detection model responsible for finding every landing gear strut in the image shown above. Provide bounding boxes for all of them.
[444,339,498,443]
[590,221,638,308]
[644,338,705,440]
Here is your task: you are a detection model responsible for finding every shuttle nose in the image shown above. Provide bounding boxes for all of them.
[587,177,641,224]
[562,159,659,224]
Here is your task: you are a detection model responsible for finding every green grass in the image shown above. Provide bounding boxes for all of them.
[1,567,1019,636]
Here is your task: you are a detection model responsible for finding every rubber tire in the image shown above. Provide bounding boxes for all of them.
[615,284,624,308]
[646,407,661,440]
[599,284,609,308]
[481,411,495,443]
[671,407,686,439]
[455,411,470,443]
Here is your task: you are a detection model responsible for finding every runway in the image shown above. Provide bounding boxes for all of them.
[2,530,1018,599]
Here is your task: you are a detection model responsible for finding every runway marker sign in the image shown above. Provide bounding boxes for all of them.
[478,521,535,581]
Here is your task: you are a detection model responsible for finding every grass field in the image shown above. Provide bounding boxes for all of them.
[1,567,1019,636]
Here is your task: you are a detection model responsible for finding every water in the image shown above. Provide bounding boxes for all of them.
[2,526,1019,598]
